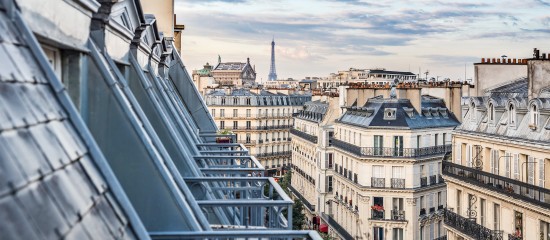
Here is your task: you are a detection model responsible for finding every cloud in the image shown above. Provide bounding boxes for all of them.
[421,54,479,66]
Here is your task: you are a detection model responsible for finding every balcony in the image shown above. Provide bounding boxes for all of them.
[256,125,292,131]
[256,151,292,159]
[331,138,451,158]
[443,208,503,240]
[508,234,522,240]
[321,213,354,240]
[371,177,385,188]
[371,209,384,220]
[420,177,428,187]
[391,178,405,189]
[290,128,318,143]
[288,185,315,212]
[236,140,256,145]
[443,161,550,209]
[391,210,406,221]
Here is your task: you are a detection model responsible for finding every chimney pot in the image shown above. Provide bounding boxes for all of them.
[497,58,501,63]
[492,58,496,63]
[543,53,547,59]
[481,58,485,63]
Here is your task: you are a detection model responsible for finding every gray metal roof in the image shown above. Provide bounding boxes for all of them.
[0,5,145,239]
[296,100,329,123]
[338,97,460,129]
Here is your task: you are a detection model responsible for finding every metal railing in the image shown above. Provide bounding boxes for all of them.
[443,161,550,209]
[371,177,385,188]
[290,128,318,143]
[256,125,292,130]
[391,178,405,189]
[256,151,292,158]
[391,210,406,221]
[430,175,437,185]
[321,213,354,240]
[444,208,503,240]
[214,113,294,119]
[508,234,522,240]
[237,140,257,145]
[183,177,292,229]
[331,138,451,158]
[150,230,322,239]
[288,185,315,212]
[371,209,384,219]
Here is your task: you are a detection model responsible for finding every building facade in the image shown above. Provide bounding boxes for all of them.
[291,85,461,240]
[443,53,550,240]
[211,57,257,86]
[204,88,311,176]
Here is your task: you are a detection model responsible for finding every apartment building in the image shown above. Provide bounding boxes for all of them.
[211,57,257,86]
[204,88,311,176]
[444,51,550,240]
[291,83,461,240]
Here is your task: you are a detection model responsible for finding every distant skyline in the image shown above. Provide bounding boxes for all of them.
[175,0,550,82]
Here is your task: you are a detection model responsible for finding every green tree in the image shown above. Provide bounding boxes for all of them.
[292,199,305,230]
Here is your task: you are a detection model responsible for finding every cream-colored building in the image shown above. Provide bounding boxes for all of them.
[204,88,311,176]
[211,57,257,86]
[291,85,462,240]
[444,51,550,240]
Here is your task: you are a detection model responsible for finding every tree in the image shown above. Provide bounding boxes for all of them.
[292,199,305,230]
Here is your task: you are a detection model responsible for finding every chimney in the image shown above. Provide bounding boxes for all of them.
[534,48,540,59]
[528,49,550,100]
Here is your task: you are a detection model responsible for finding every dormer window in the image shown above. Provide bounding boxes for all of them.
[221,97,226,105]
[488,103,495,123]
[508,103,516,126]
[439,108,449,118]
[470,102,476,122]
[384,108,397,120]
[530,104,539,129]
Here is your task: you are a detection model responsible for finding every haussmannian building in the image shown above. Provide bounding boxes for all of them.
[204,88,311,176]
[291,84,464,240]
[443,51,550,240]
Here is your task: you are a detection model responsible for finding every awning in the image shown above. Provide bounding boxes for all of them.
[319,224,328,233]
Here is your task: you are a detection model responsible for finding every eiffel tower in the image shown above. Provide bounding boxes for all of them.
[268,37,277,81]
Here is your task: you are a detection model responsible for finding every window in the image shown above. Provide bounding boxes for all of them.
[233,97,238,105]
[393,136,403,156]
[490,149,499,175]
[372,165,385,178]
[514,211,523,238]
[220,109,225,117]
[443,133,446,145]
[514,154,520,180]
[374,227,384,240]
[494,203,500,230]
[531,104,539,128]
[246,98,251,105]
[221,97,226,105]
[233,121,238,130]
[434,134,439,146]
[326,176,333,192]
[326,153,333,168]
[211,109,216,117]
[246,109,251,117]
[246,133,251,143]
[220,121,225,129]
[392,228,403,240]
[246,121,251,129]
[508,103,516,125]
[457,190,462,215]
[480,198,486,226]
[233,109,238,117]
[392,166,404,179]
[540,221,550,240]
[488,102,495,122]
[420,226,424,240]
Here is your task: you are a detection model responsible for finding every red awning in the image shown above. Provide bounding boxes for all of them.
[319,224,329,233]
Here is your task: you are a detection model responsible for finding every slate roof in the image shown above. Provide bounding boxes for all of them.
[214,62,247,71]
[296,100,329,123]
[338,96,460,129]
[0,8,140,240]
[368,69,416,75]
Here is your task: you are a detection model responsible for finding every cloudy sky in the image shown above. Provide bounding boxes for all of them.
[175,0,550,82]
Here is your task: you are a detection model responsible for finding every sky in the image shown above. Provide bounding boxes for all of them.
[175,0,550,82]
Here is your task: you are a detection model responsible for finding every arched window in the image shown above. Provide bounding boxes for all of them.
[508,104,516,125]
[488,103,495,122]
[531,104,539,127]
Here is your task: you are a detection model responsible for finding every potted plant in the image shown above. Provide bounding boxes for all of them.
[216,129,233,143]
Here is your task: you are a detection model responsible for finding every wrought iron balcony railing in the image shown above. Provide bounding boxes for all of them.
[433,236,447,240]
[371,209,384,219]
[237,140,257,145]
[391,210,406,221]
[371,177,385,188]
[256,125,292,130]
[288,185,315,212]
[331,138,451,158]
[256,151,292,158]
[290,128,318,143]
[391,178,405,189]
[321,213,354,240]
[443,161,550,209]
[150,230,322,239]
[443,208,503,240]
[508,234,522,240]
[213,113,294,119]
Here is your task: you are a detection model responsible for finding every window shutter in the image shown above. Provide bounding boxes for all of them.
[490,150,494,173]
[413,166,420,187]
[539,159,545,187]
[514,154,520,180]
[456,143,462,163]
[505,152,511,178]
[528,156,535,185]
[466,145,472,167]
[494,150,499,175]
